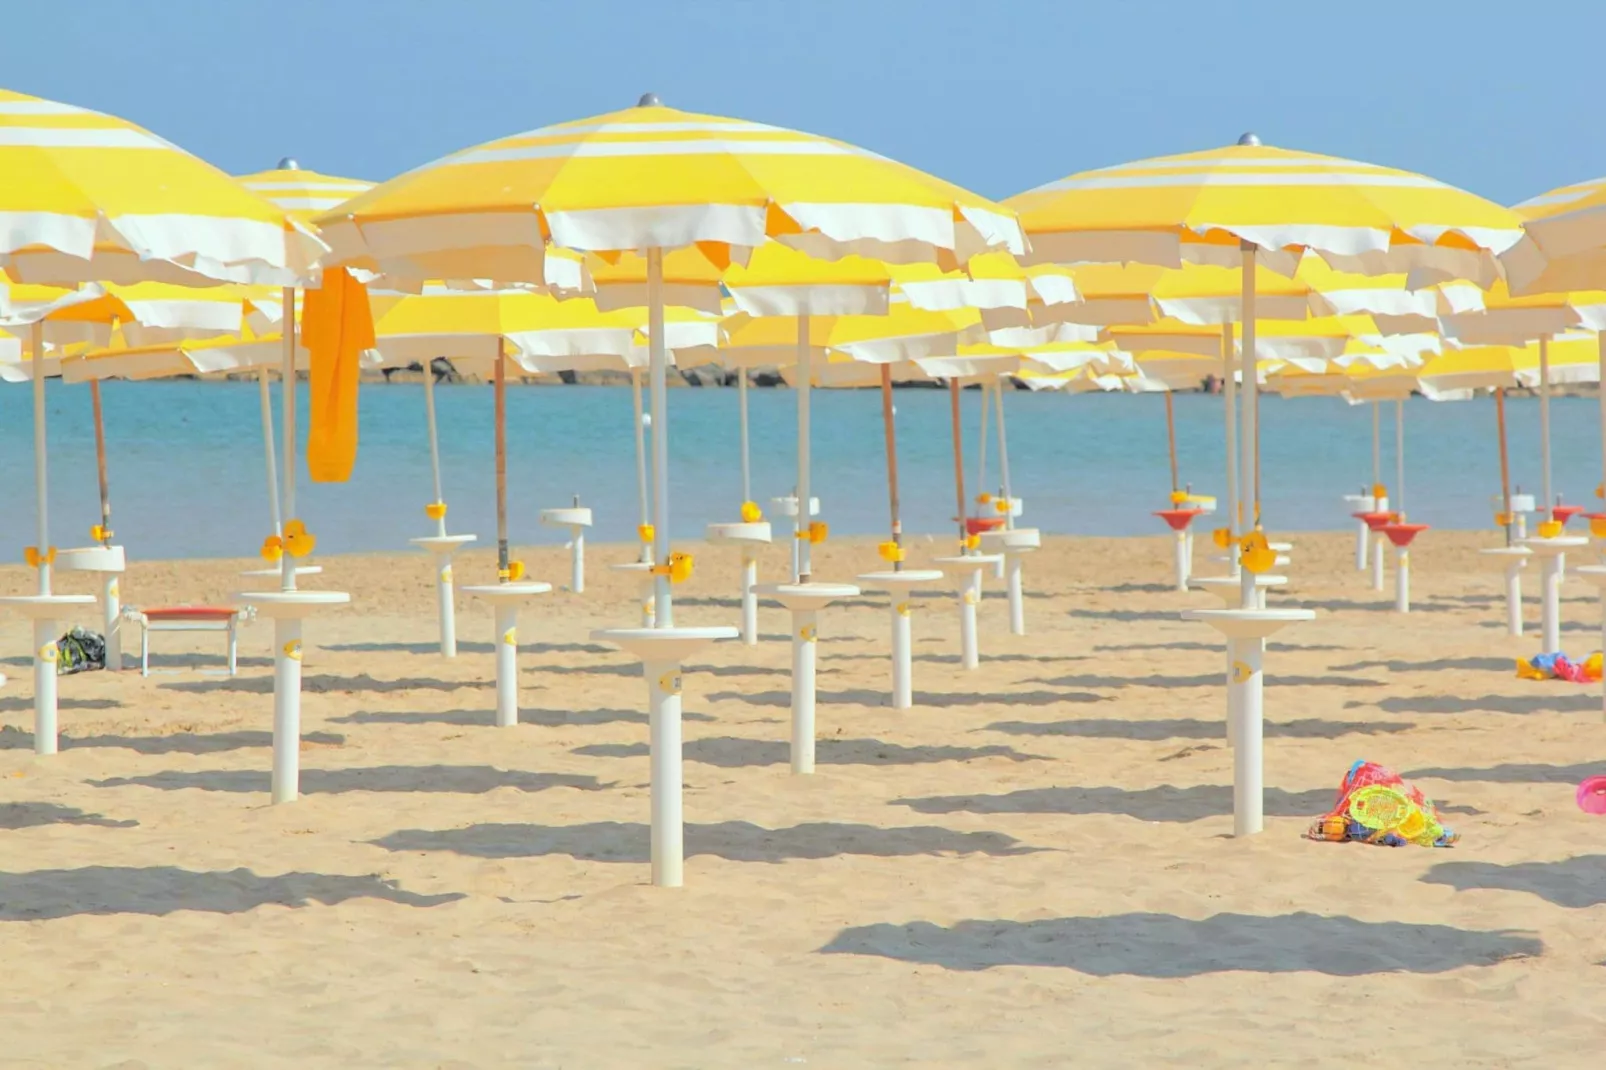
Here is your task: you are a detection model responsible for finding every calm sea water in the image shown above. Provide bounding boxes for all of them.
[0,380,1598,561]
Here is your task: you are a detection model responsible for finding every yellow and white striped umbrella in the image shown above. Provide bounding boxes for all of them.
[1418,333,1601,393]
[237,160,374,221]
[1294,258,1485,332]
[315,96,1025,285]
[0,88,322,287]
[1502,176,1606,295]
[1008,137,1523,284]
[369,284,720,374]
[1038,261,1314,327]
[720,297,987,370]
[1441,279,1606,346]
[2,280,279,348]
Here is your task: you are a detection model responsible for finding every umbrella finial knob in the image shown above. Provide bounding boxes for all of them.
[277,156,301,171]
[637,92,662,108]
[1236,132,1261,147]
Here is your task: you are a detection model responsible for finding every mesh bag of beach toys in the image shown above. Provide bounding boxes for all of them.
[1305,760,1457,848]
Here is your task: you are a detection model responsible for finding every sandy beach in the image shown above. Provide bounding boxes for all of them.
[2,530,1604,1067]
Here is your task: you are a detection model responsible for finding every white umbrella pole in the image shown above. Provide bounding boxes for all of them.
[796,306,813,582]
[1221,325,1239,543]
[1239,243,1258,610]
[1540,334,1554,520]
[738,369,752,505]
[1372,401,1381,496]
[1396,399,1407,517]
[647,248,673,626]
[31,322,51,597]
[257,369,283,535]
[279,287,298,593]
[631,368,652,566]
[994,379,1015,529]
[423,360,447,537]
[976,379,990,506]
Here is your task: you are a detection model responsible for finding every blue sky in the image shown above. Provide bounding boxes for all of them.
[10,1,1599,206]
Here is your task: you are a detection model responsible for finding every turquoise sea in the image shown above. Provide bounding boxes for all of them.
[0,380,1599,561]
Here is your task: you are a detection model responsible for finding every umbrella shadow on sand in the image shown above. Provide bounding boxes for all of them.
[982,717,1416,742]
[0,802,136,830]
[0,725,345,755]
[372,820,1043,864]
[571,737,1047,768]
[158,674,490,696]
[0,866,462,921]
[893,784,1337,822]
[1023,672,1383,690]
[708,688,1108,710]
[1354,693,1602,716]
[330,706,713,728]
[1421,856,1606,909]
[1406,760,1606,784]
[87,765,608,795]
[818,913,1541,976]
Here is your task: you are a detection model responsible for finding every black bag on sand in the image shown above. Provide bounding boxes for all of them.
[57,627,106,675]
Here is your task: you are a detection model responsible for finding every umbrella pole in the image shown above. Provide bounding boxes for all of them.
[1222,325,1239,541]
[89,380,112,546]
[31,322,51,596]
[795,307,813,583]
[1239,242,1259,614]
[1496,388,1513,546]
[879,364,902,568]
[995,380,1015,530]
[279,286,297,593]
[258,369,284,536]
[1372,399,1382,498]
[494,346,509,579]
[648,248,673,624]
[949,377,968,551]
[1164,389,1179,496]
[1540,334,1554,521]
[1396,398,1407,519]
[631,367,652,565]
[88,377,122,670]
[423,358,447,537]
[738,367,753,506]
[977,379,990,506]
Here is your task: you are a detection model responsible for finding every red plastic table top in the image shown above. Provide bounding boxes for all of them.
[1381,522,1429,548]
[1154,508,1205,532]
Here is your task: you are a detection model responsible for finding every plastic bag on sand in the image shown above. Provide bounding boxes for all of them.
[1305,760,1458,848]
[56,627,106,675]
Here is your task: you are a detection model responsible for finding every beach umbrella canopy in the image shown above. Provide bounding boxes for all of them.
[1009,139,1523,285]
[238,160,374,222]
[1502,176,1606,296]
[0,89,322,287]
[315,98,1025,285]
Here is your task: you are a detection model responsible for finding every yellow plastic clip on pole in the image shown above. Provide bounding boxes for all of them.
[24,546,57,568]
[807,521,829,544]
[638,524,655,544]
[1211,526,1232,549]
[498,560,526,582]
[1239,530,1276,574]
[877,541,904,563]
[89,524,113,542]
[739,501,763,523]
[260,535,284,561]
[964,533,980,551]
[425,502,448,520]
[1591,517,1606,539]
[283,519,317,558]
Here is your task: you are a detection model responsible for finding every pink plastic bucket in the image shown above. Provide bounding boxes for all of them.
[1575,775,1606,814]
